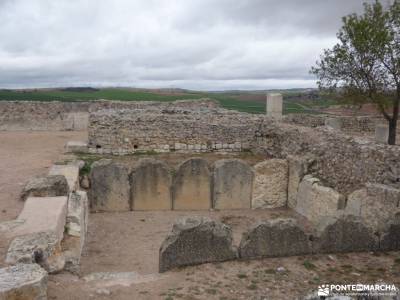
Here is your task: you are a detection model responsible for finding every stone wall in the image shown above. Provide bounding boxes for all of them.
[89,158,271,211]
[256,121,400,194]
[0,99,218,131]
[283,113,385,133]
[88,107,260,154]
[87,106,400,194]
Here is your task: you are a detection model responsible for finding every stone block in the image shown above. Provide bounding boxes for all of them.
[20,175,69,201]
[66,191,89,238]
[287,155,308,209]
[213,159,254,209]
[89,159,130,212]
[62,236,83,274]
[6,231,64,273]
[375,124,389,144]
[172,158,211,210]
[131,159,172,210]
[350,184,400,233]
[381,218,400,251]
[14,196,68,242]
[65,141,88,153]
[316,215,378,253]
[49,164,79,192]
[239,218,311,259]
[325,117,342,130]
[0,264,48,300]
[266,93,283,119]
[252,159,288,209]
[159,217,237,272]
[295,176,344,224]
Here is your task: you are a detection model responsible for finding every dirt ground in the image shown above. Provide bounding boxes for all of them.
[1,130,400,300]
[0,131,87,222]
[47,210,400,300]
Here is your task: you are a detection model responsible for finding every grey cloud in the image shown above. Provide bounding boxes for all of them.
[0,0,383,90]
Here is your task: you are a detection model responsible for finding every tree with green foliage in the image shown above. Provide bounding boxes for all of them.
[311,0,400,145]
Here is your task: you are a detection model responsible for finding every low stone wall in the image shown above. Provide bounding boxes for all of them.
[89,157,289,212]
[0,98,218,131]
[158,213,397,272]
[88,107,259,154]
[283,113,385,133]
[256,121,400,194]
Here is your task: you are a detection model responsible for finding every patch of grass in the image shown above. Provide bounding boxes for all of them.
[303,260,317,270]
[75,154,104,176]
[394,258,400,264]
[264,268,275,274]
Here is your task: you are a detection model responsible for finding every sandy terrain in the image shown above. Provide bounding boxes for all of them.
[47,210,400,300]
[0,131,87,222]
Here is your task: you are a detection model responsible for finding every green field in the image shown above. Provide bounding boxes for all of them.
[0,88,334,114]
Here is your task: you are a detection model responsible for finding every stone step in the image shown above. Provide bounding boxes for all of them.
[12,196,68,242]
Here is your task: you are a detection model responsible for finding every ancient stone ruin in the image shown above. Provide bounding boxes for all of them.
[0,95,399,298]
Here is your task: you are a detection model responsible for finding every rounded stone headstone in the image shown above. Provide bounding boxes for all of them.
[131,159,172,210]
[89,159,130,212]
[159,217,237,272]
[213,159,254,209]
[172,158,211,210]
[239,218,311,259]
[316,216,378,253]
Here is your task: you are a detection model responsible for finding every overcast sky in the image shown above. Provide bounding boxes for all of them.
[0,0,378,90]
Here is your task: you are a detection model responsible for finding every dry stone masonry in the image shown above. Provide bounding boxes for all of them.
[1,97,400,290]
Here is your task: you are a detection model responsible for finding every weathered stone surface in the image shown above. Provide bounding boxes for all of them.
[252,159,288,209]
[159,217,237,272]
[239,218,311,259]
[65,141,88,153]
[20,175,69,201]
[49,164,79,192]
[325,117,342,130]
[345,184,400,233]
[131,159,172,210]
[172,158,211,210]
[375,124,389,144]
[316,215,377,253]
[14,196,68,242]
[0,264,48,300]
[295,176,344,224]
[213,159,254,209]
[66,191,89,238]
[287,155,310,209]
[62,236,83,274]
[6,232,64,273]
[89,159,130,212]
[381,215,400,251]
[266,93,282,119]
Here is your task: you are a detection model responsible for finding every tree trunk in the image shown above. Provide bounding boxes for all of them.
[388,99,399,145]
[388,118,397,145]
